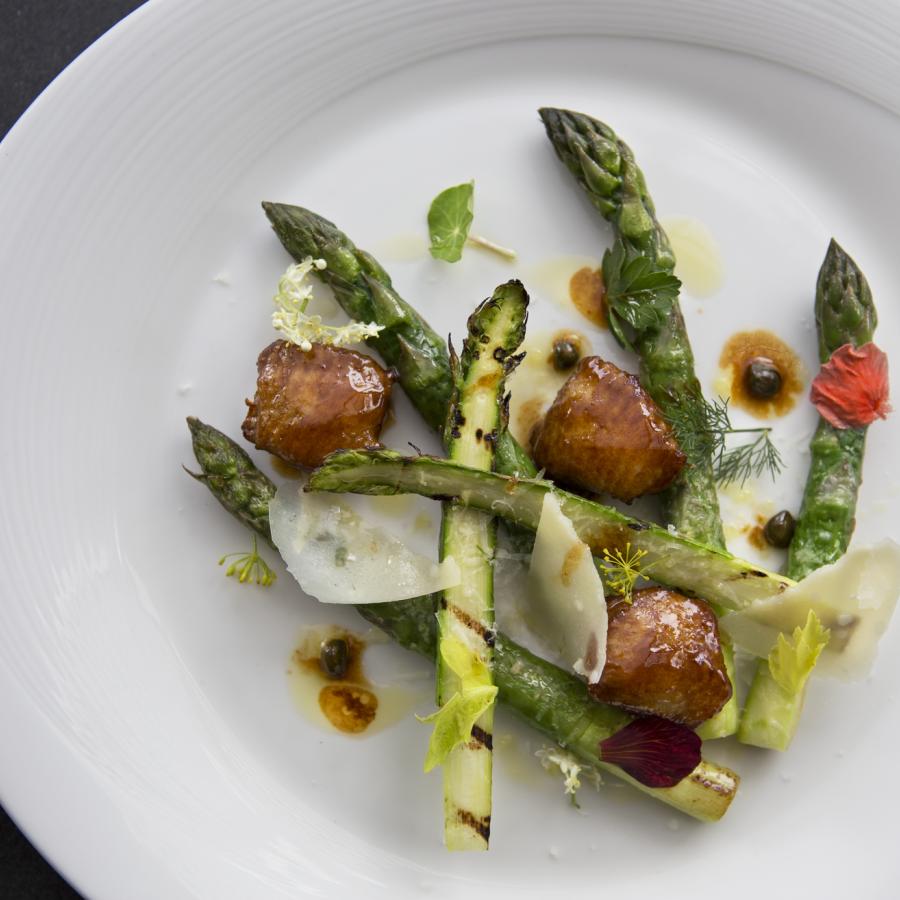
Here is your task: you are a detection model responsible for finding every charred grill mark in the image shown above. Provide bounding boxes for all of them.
[469,724,494,750]
[689,770,735,797]
[449,604,491,642]
[456,809,491,844]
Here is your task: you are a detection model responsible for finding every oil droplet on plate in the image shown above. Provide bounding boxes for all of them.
[660,216,723,298]
[525,255,602,313]
[493,733,546,788]
[371,233,429,262]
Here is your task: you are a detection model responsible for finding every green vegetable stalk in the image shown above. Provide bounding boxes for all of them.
[262,202,535,479]
[539,108,738,736]
[430,280,528,850]
[538,108,724,547]
[186,418,739,822]
[739,240,877,750]
[308,449,795,612]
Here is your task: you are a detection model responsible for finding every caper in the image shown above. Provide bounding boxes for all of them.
[320,637,350,679]
[763,510,796,548]
[744,357,783,399]
[551,338,581,372]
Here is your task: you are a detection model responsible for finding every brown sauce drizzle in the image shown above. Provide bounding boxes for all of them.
[719,330,805,418]
[569,267,607,328]
[291,629,379,734]
[745,515,770,551]
[517,396,548,453]
[270,455,305,479]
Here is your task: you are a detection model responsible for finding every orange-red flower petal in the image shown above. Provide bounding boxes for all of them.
[810,342,891,429]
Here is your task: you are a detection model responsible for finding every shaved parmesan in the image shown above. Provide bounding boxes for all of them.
[721,541,900,680]
[270,485,460,604]
[526,493,607,683]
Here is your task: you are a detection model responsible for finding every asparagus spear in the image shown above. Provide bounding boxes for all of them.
[262,202,536,479]
[538,108,724,548]
[308,449,795,611]
[739,240,877,749]
[433,281,528,850]
[539,108,738,736]
[187,418,739,821]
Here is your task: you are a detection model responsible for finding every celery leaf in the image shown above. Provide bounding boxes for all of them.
[768,609,831,695]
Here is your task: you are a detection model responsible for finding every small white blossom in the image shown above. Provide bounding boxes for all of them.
[536,745,602,806]
[272,258,384,351]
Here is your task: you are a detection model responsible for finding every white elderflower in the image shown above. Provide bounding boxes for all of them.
[536,745,603,806]
[272,258,384,351]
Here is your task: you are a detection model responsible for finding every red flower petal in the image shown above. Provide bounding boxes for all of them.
[811,342,891,429]
[598,716,701,789]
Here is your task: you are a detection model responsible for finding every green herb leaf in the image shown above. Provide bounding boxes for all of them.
[440,634,490,693]
[428,181,474,262]
[664,390,784,485]
[768,609,830,695]
[601,237,680,349]
[417,635,496,771]
[418,686,498,772]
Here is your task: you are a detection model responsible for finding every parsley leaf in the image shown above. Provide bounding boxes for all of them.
[601,237,680,349]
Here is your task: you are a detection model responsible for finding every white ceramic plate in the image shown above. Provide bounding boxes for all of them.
[2,2,900,897]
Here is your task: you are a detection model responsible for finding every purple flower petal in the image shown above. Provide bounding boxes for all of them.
[599,716,701,788]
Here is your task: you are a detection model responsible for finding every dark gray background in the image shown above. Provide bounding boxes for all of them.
[1,4,147,896]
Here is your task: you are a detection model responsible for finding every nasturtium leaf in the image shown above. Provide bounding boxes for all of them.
[428,181,475,262]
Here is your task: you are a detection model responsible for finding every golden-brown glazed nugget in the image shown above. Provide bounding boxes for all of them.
[589,587,732,727]
[242,340,394,468]
[531,357,685,502]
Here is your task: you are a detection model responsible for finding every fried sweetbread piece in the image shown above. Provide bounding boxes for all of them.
[531,357,685,502]
[589,587,732,727]
[242,340,394,468]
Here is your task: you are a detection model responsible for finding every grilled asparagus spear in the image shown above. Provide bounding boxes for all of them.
[186,418,739,821]
[532,108,742,734]
[739,240,878,749]
[262,202,536,479]
[308,449,795,611]
[433,281,528,849]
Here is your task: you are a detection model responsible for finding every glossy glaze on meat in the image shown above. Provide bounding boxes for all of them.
[531,356,686,502]
[589,587,732,727]
[242,340,394,468]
